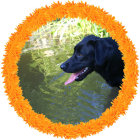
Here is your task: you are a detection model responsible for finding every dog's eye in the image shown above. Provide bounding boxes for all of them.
[77,53,83,57]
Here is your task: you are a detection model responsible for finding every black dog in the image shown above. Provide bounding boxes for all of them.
[60,35,124,88]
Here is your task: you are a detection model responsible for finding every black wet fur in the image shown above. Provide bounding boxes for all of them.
[60,35,124,88]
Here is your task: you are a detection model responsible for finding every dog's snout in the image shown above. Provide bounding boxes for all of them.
[60,63,69,71]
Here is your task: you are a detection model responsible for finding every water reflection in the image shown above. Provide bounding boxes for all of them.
[17,51,119,125]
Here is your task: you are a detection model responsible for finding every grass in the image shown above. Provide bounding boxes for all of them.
[23,17,109,51]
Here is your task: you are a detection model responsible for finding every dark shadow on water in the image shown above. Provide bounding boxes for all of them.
[104,87,119,109]
[17,52,119,125]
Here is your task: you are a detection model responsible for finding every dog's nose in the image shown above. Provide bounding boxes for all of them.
[60,63,67,70]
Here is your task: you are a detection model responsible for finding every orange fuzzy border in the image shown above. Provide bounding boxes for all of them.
[2,1,139,139]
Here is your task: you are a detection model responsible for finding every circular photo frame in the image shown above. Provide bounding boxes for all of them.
[2,2,138,139]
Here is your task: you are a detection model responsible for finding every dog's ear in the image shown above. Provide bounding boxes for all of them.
[94,39,113,66]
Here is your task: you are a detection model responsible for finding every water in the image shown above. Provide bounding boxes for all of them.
[17,49,119,125]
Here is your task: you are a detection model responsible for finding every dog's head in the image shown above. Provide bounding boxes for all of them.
[60,35,114,85]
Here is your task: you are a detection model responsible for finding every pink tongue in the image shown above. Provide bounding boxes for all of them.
[64,69,84,85]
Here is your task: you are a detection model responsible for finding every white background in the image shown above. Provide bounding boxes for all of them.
[0,0,140,140]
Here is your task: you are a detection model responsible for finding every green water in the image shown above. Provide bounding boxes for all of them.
[17,47,119,125]
[17,18,118,125]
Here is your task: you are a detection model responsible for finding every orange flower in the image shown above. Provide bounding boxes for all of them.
[2,1,138,139]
